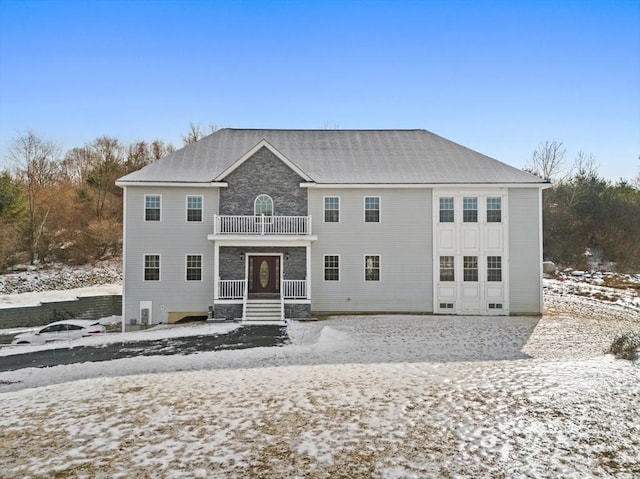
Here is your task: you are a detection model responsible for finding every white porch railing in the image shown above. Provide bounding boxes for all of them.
[213,215,311,235]
[283,280,307,299]
[218,279,307,299]
[218,279,246,299]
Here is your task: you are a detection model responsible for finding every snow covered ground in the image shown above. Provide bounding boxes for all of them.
[0,279,639,478]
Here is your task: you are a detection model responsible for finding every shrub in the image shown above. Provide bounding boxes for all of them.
[609,332,640,360]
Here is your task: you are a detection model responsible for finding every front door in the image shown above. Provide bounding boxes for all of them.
[249,255,280,296]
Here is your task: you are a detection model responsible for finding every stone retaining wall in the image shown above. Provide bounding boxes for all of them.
[0,295,122,329]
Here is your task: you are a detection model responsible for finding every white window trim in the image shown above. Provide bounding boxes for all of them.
[143,253,161,282]
[462,196,478,223]
[439,255,455,282]
[144,194,162,222]
[364,254,381,282]
[186,195,204,223]
[323,254,341,282]
[486,196,502,223]
[438,196,455,223]
[185,254,203,282]
[323,196,341,223]
[254,194,274,216]
[487,255,502,282]
[363,196,381,223]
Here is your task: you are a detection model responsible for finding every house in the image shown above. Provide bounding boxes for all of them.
[116,129,549,329]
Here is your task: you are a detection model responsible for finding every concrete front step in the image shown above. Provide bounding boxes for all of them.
[244,300,283,321]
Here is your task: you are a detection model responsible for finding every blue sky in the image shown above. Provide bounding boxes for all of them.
[0,0,638,181]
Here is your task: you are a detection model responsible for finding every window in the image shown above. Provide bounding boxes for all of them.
[324,196,340,223]
[187,195,203,222]
[487,256,502,282]
[145,195,161,221]
[254,195,273,216]
[365,255,380,281]
[439,303,454,309]
[186,255,202,281]
[440,256,455,281]
[324,255,339,281]
[463,256,478,281]
[463,197,477,222]
[144,254,160,281]
[439,197,454,222]
[489,303,503,309]
[364,196,380,223]
[487,197,502,222]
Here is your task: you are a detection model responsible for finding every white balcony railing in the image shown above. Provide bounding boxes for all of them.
[218,279,246,299]
[283,280,307,299]
[213,214,311,235]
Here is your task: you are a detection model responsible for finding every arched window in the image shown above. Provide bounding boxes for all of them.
[254,194,273,216]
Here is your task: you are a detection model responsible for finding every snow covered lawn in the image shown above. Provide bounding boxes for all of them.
[0,285,639,478]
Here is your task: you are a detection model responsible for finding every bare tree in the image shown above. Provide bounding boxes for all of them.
[526,140,566,181]
[85,137,125,219]
[8,131,61,263]
[572,151,599,179]
[181,122,218,145]
[61,146,96,185]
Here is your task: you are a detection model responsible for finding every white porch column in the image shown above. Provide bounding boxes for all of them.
[213,242,220,300]
[306,244,311,299]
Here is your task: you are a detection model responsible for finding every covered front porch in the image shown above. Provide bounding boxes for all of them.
[208,216,316,321]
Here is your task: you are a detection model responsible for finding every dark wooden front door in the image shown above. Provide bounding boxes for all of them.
[249,256,280,295]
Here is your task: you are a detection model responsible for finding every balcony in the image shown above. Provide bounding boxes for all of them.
[213,214,312,236]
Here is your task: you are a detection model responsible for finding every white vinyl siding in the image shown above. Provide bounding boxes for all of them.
[123,186,218,325]
[310,188,432,313]
[509,188,542,314]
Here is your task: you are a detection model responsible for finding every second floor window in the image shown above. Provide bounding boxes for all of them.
[145,195,161,221]
[364,196,380,223]
[439,197,454,222]
[463,197,478,222]
[254,195,273,216]
[487,197,502,222]
[324,196,340,223]
[187,196,203,222]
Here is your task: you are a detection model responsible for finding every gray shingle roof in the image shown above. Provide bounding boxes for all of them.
[117,129,546,185]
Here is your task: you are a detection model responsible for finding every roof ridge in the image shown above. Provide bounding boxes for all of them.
[221,128,427,132]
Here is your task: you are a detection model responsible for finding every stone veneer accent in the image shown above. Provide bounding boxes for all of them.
[219,247,307,280]
[219,146,307,216]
